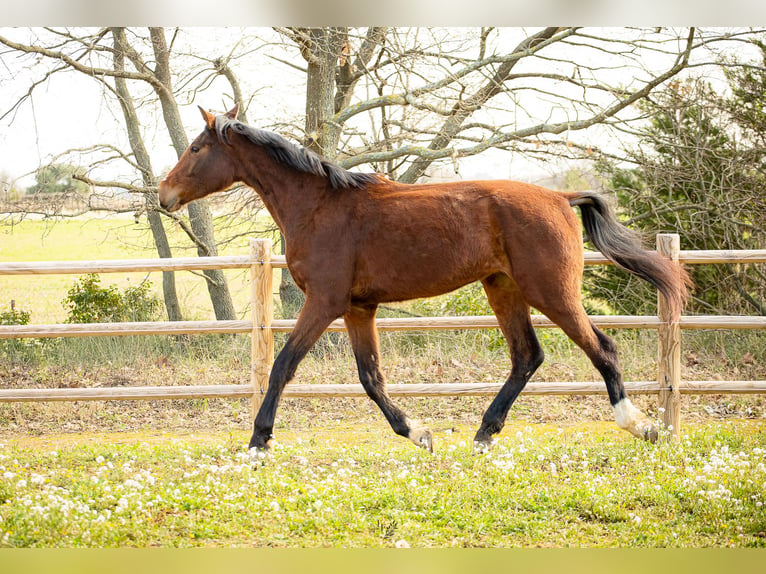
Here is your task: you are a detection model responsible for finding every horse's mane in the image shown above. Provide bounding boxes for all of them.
[214,117,382,190]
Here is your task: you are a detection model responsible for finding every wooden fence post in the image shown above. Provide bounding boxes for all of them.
[657,233,682,440]
[250,238,274,420]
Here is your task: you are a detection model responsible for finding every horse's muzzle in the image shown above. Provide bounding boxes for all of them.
[158,182,182,212]
[160,196,181,212]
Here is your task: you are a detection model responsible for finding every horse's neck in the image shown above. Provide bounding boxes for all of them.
[241,151,326,238]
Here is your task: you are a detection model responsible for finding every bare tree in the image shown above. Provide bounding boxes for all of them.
[111,27,183,321]
[0,27,236,320]
[270,27,766,182]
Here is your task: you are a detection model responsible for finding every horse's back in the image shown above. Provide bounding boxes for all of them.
[345,179,583,304]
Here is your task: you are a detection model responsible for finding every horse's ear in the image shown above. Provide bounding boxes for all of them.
[225,104,239,120]
[198,106,216,130]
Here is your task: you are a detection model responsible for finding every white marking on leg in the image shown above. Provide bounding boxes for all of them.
[614,398,658,442]
[614,398,641,429]
[407,419,433,452]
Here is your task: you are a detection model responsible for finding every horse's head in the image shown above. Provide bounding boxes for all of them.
[158,105,240,212]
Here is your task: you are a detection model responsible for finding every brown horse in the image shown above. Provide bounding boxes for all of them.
[159,106,690,453]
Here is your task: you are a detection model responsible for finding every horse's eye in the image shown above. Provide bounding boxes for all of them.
[191,146,200,154]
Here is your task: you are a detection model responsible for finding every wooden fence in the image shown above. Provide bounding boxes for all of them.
[2,234,766,439]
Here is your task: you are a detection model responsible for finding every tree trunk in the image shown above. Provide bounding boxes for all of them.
[112,27,183,322]
[149,27,236,321]
[186,202,236,320]
[304,28,345,158]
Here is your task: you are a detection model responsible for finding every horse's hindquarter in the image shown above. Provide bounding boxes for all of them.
[348,181,573,304]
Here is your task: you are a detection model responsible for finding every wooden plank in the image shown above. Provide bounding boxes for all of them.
[680,380,766,394]
[250,239,274,418]
[282,381,658,397]
[2,249,764,277]
[583,252,611,264]
[0,256,252,274]
[271,315,664,333]
[2,380,763,403]
[0,255,290,275]
[0,384,254,402]
[6,314,766,340]
[679,316,766,329]
[657,234,682,439]
[0,320,252,339]
[678,250,766,264]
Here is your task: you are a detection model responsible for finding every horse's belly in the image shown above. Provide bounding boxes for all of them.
[351,250,501,304]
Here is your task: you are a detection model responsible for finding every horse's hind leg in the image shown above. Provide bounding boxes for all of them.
[473,273,544,451]
[534,298,659,443]
[344,304,433,452]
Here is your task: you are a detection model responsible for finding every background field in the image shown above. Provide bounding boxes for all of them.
[0,215,268,323]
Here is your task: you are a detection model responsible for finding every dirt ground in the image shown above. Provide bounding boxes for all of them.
[1,355,764,439]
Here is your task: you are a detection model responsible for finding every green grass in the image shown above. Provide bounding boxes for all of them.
[1,421,765,547]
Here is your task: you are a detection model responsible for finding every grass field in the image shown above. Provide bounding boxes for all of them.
[1,421,765,548]
[2,215,766,549]
[0,215,271,323]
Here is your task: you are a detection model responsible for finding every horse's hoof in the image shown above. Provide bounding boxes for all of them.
[249,431,273,451]
[248,433,273,466]
[409,428,434,453]
[644,424,659,444]
[615,399,658,444]
[472,439,493,455]
[248,446,271,467]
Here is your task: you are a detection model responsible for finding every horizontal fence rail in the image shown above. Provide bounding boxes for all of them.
[2,381,766,405]
[4,249,766,275]
[1,237,765,440]
[4,315,766,340]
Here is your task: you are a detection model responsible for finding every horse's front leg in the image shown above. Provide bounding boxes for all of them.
[249,296,342,451]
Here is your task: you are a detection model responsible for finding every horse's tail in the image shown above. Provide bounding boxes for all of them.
[568,191,691,321]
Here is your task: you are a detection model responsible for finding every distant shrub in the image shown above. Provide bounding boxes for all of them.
[63,274,162,323]
[0,302,45,362]
[0,305,31,326]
